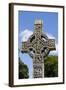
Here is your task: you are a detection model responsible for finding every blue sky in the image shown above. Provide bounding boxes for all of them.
[18,11,58,78]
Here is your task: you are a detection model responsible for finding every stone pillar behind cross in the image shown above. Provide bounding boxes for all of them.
[21,20,56,78]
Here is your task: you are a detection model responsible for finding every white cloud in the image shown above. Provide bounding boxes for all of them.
[19,29,33,42]
[46,33,55,39]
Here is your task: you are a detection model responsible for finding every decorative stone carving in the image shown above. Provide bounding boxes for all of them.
[21,20,56,78]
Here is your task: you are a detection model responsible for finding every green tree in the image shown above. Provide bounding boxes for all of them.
[19,58,29,79]
[44,55,58,77]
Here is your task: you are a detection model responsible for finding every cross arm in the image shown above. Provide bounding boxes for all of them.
[21,41,35,58]
[48,39,56,50]
[21,42,28,53]
[21,41,34,53]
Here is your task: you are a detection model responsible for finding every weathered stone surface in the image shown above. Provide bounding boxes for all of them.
[21,20,56,78]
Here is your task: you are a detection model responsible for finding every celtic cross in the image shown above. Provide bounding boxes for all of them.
[21,20,56,78]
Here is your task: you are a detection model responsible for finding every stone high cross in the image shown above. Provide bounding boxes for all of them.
[21,20,56,78]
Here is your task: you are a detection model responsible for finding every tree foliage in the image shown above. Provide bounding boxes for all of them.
[44,55,58,77]
[19,58,29,79]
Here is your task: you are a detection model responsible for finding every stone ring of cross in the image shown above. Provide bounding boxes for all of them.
[27,33,50,58]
